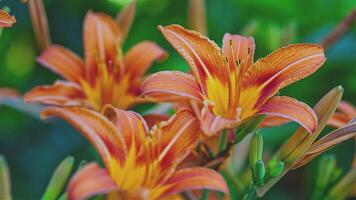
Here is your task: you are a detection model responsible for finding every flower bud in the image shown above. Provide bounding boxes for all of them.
[267,158,284,178]
[254,160,266,186]
[249,131,263,168]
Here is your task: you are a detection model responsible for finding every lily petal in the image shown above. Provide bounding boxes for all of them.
[115,0,136,44]
[260,116,291,127]
[158,25,228,94]
[83,12,120,84]
[222,33,255,75]
[24,81,87,107]
[338,101,356,119]
[124,41,167,78]
[41,106,127,166]
[200,104,240,136]
[142,71,203,102]
[143,114,170,129]
[159,167,229,199]
[38,45,84,83]
[257,96,318,133]
[102,105,148,151]
[240,44,325,117]
[0,10,16,28]
[0,88,20,101]
[67,163,117,200]
[154,109,201,170]
[294,120,356,168]
[328,113,350,128]
[28,0,51,50]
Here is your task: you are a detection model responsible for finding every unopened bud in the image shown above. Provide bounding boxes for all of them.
[249,131,263,168]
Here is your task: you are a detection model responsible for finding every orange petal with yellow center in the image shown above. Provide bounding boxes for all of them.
[41,106,127,167]
[240,44,325,117]
[124,41,167,78]
[257,96,318,133]
[38,45,84,83]
[0,10,16,28]
[158,167,229,199]
[158,25,228,95]
[200,104,240,136]
[83,12,121,84]
[67,163,117,200]
[142,71,204,102]
[24,81,87,107]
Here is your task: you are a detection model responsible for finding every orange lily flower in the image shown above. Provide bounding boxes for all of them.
[25,7,167,111]
[0,9,16,28]
[41,106,229,200]
[328,101,355,128]
[142,25,325,136]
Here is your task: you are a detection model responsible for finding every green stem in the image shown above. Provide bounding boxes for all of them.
[243,184,257,200]
[218,130,228,154]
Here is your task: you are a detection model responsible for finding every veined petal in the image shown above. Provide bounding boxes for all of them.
[153,109,200,171]
[200,104,240,136]
[83,12,121,84]
[257,96,318,133]
[41,106,127,166]
[143,114,170,129]
[293,120,356,168]
[158,25,228,94]
[260,116,291,127]
[142,71,204,102]
[159,167,229,199]
[124,41,167,78]
[222,33,255,75]
[240,44,325,117]
[38,45,84,83]
[102,105,148,151]
[0,10,16,28]
[115,0,136,43]
[24,81,87,107]
[67,163,117,200]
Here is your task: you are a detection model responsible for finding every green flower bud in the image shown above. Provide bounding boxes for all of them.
[254,160,266,186]
[249,131,263,168]
[267,158,284,178]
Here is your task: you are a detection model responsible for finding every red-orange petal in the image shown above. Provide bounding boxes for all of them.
[102,105,148,151]
[260,116,291,127]
[67,163,117,200]
[28,0,51,50]
[257,96,318,133]
[200,104,240,136]
[0,88,20,101]
[338,101,356,119]
[143,114,170,129]
[153,109,201,171]
[38,45,84,83]
[160,167,229,199]
[124,41,167,78]
[222,33,255,75]
[24,81,87,107]
[83,12,120,84]
[240,44,325,114]
[0,9,16,28]
[158,25,228,94]
[41,106,127,166]
[115,0,136,43]
[142,71,204,102]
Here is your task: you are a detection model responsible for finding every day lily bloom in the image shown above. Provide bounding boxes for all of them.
[328,101,355,128]
[0,9,16,28]
[25,4,167,111]
[142,25,325,136]
[41,106,229,200]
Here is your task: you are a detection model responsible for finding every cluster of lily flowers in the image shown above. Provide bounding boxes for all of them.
[0,1,355,200]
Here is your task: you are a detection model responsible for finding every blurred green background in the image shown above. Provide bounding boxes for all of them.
[0,0,355,199]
